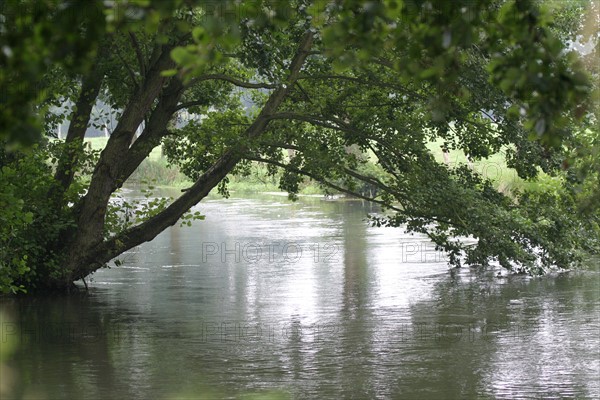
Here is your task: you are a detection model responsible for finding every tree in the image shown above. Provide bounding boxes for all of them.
[0,0,598,293]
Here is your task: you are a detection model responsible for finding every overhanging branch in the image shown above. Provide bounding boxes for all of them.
[73,31,316,279]
[187,73,278,89]
[129,31,146,77]
[245,155,405,213]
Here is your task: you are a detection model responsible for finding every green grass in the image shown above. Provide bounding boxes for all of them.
[84,137,163,160]
[424,139,561,195]
[83,137,189,187]
[82,136,555,195]
[84,136,108,151]
[128,158,191,187]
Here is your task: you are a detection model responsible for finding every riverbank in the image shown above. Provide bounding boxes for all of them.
[83,137,556,196]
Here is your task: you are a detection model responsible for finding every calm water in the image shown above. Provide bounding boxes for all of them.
[2,192,599,399]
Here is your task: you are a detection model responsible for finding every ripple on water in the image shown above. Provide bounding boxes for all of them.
[6,195,600,399]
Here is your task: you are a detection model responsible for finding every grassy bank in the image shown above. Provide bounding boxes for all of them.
[84,137,190,188]
[83,137,322,194]
[426,140,563,195]
[83,137,555,196]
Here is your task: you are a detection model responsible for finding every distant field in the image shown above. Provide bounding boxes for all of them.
[84,137,163,161]
[83,136,108,151]
[425,139,521,191]
[81,136,555,194]
[81,137,184,187]
[426,139,563,193]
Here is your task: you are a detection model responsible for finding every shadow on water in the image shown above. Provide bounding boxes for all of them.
[1,294,123,399]
[1,194,599,399]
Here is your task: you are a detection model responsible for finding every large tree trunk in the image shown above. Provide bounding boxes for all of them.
[53,46,106,196]
[63,31,315,286]
[47,39,180,290]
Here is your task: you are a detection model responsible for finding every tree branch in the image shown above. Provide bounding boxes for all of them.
[252,141,403,201]
[115,77,185,190]
[73,31,316,280]
[267,112,345,131]
[174,99,208,112]
[187,73,278,89]
[52,45,105,194]
[177,73,279,111]
[129,31,146,76]
[115,48,139,91]
[245,155,405,213]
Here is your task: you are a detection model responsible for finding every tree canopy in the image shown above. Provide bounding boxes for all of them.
[0,0,598,293]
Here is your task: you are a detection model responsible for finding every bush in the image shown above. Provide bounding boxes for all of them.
[0,144,77,293]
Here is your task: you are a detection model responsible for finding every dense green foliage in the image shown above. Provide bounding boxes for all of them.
[0,0,598,293]
[0,144,82,293]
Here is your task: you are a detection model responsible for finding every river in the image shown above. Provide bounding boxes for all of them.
[2,192,599,399]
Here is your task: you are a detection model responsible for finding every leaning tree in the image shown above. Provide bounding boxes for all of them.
[0,0,598,293]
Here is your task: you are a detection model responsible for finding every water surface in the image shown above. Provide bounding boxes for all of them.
[2,193,599,399]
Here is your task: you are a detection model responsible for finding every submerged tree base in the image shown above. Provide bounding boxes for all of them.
[9,280,85,296]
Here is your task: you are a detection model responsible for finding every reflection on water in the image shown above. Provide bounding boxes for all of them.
[2,193,599,399]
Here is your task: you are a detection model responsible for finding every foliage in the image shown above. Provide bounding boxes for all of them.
[0,143,81,292]
[0,0,186,146]
[372,163,599,273]
[306,0,593,147]
[0,0,598,292]
[0,163,33,293]
[105,187,173,239]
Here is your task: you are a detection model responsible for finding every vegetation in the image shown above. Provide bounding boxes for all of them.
[83,137,320,192]
[0,0,598,293]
